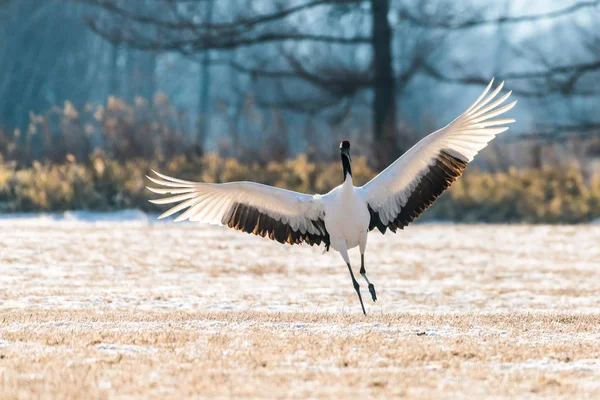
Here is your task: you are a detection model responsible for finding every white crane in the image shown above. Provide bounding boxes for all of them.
[147,79,516,314]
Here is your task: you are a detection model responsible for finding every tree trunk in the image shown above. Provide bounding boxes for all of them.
[141,51,156,101]
[109,42,119,97]
[125,49,137,101]
[371,0,399,170]
[228,51,241,157]
[197,0,215,149]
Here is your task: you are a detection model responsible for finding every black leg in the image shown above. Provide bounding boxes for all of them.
[360,254,377,302]
[346,263,366,315]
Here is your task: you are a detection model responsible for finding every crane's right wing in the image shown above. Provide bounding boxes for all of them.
[147,171,330,248]
[360,79,516,233]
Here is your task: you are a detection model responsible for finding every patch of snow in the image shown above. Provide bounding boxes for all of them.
[62,209,151,222]
[1,222,599,316]
[0,209,156,225]
[497,358,600,373]
[96,343,157,355]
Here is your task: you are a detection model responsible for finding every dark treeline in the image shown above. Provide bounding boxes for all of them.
[0,1,153,128]
[0,0,599,170]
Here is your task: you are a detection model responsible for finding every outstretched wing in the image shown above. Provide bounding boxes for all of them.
[360,79,516,233]
[147,171,330,247]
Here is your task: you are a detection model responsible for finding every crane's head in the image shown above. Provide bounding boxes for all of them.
[339,140,351,160]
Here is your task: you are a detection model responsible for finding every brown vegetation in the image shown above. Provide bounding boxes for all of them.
[2,309,600,399]
[0,94,194,166]
[1,152,599,223]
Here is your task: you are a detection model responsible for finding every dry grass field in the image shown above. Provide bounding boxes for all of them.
[1,213,600,399]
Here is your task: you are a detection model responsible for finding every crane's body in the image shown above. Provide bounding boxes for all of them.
[148,79,516,314]
[322,175,370,254]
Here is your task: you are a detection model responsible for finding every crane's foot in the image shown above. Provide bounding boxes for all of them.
[360,254,377,303]
[368,283,377,302]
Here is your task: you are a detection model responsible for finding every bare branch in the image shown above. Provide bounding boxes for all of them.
[81,0,369,51]
[423,60,600,97]
[503,123,600,143]
[281,50,370,95]
[87,19,371,51]
[399,0,600,29]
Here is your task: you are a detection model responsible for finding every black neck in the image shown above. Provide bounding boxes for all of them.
[341,154,352,181]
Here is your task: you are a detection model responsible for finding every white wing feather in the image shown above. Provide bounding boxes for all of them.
[147,170,326,235]
[361,79,516,226]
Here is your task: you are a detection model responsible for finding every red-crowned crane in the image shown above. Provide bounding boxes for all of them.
[147,79,516,314]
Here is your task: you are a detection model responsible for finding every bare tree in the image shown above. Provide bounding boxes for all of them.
[79,0,440,168]
[413,1,600,140]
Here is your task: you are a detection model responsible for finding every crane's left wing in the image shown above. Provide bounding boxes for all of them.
[360,79,516,233]
[147,171,329,247]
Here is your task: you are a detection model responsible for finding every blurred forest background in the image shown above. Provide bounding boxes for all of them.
[0,0,599,222]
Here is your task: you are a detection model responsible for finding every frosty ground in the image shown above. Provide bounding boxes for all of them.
[0,213,599,398]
